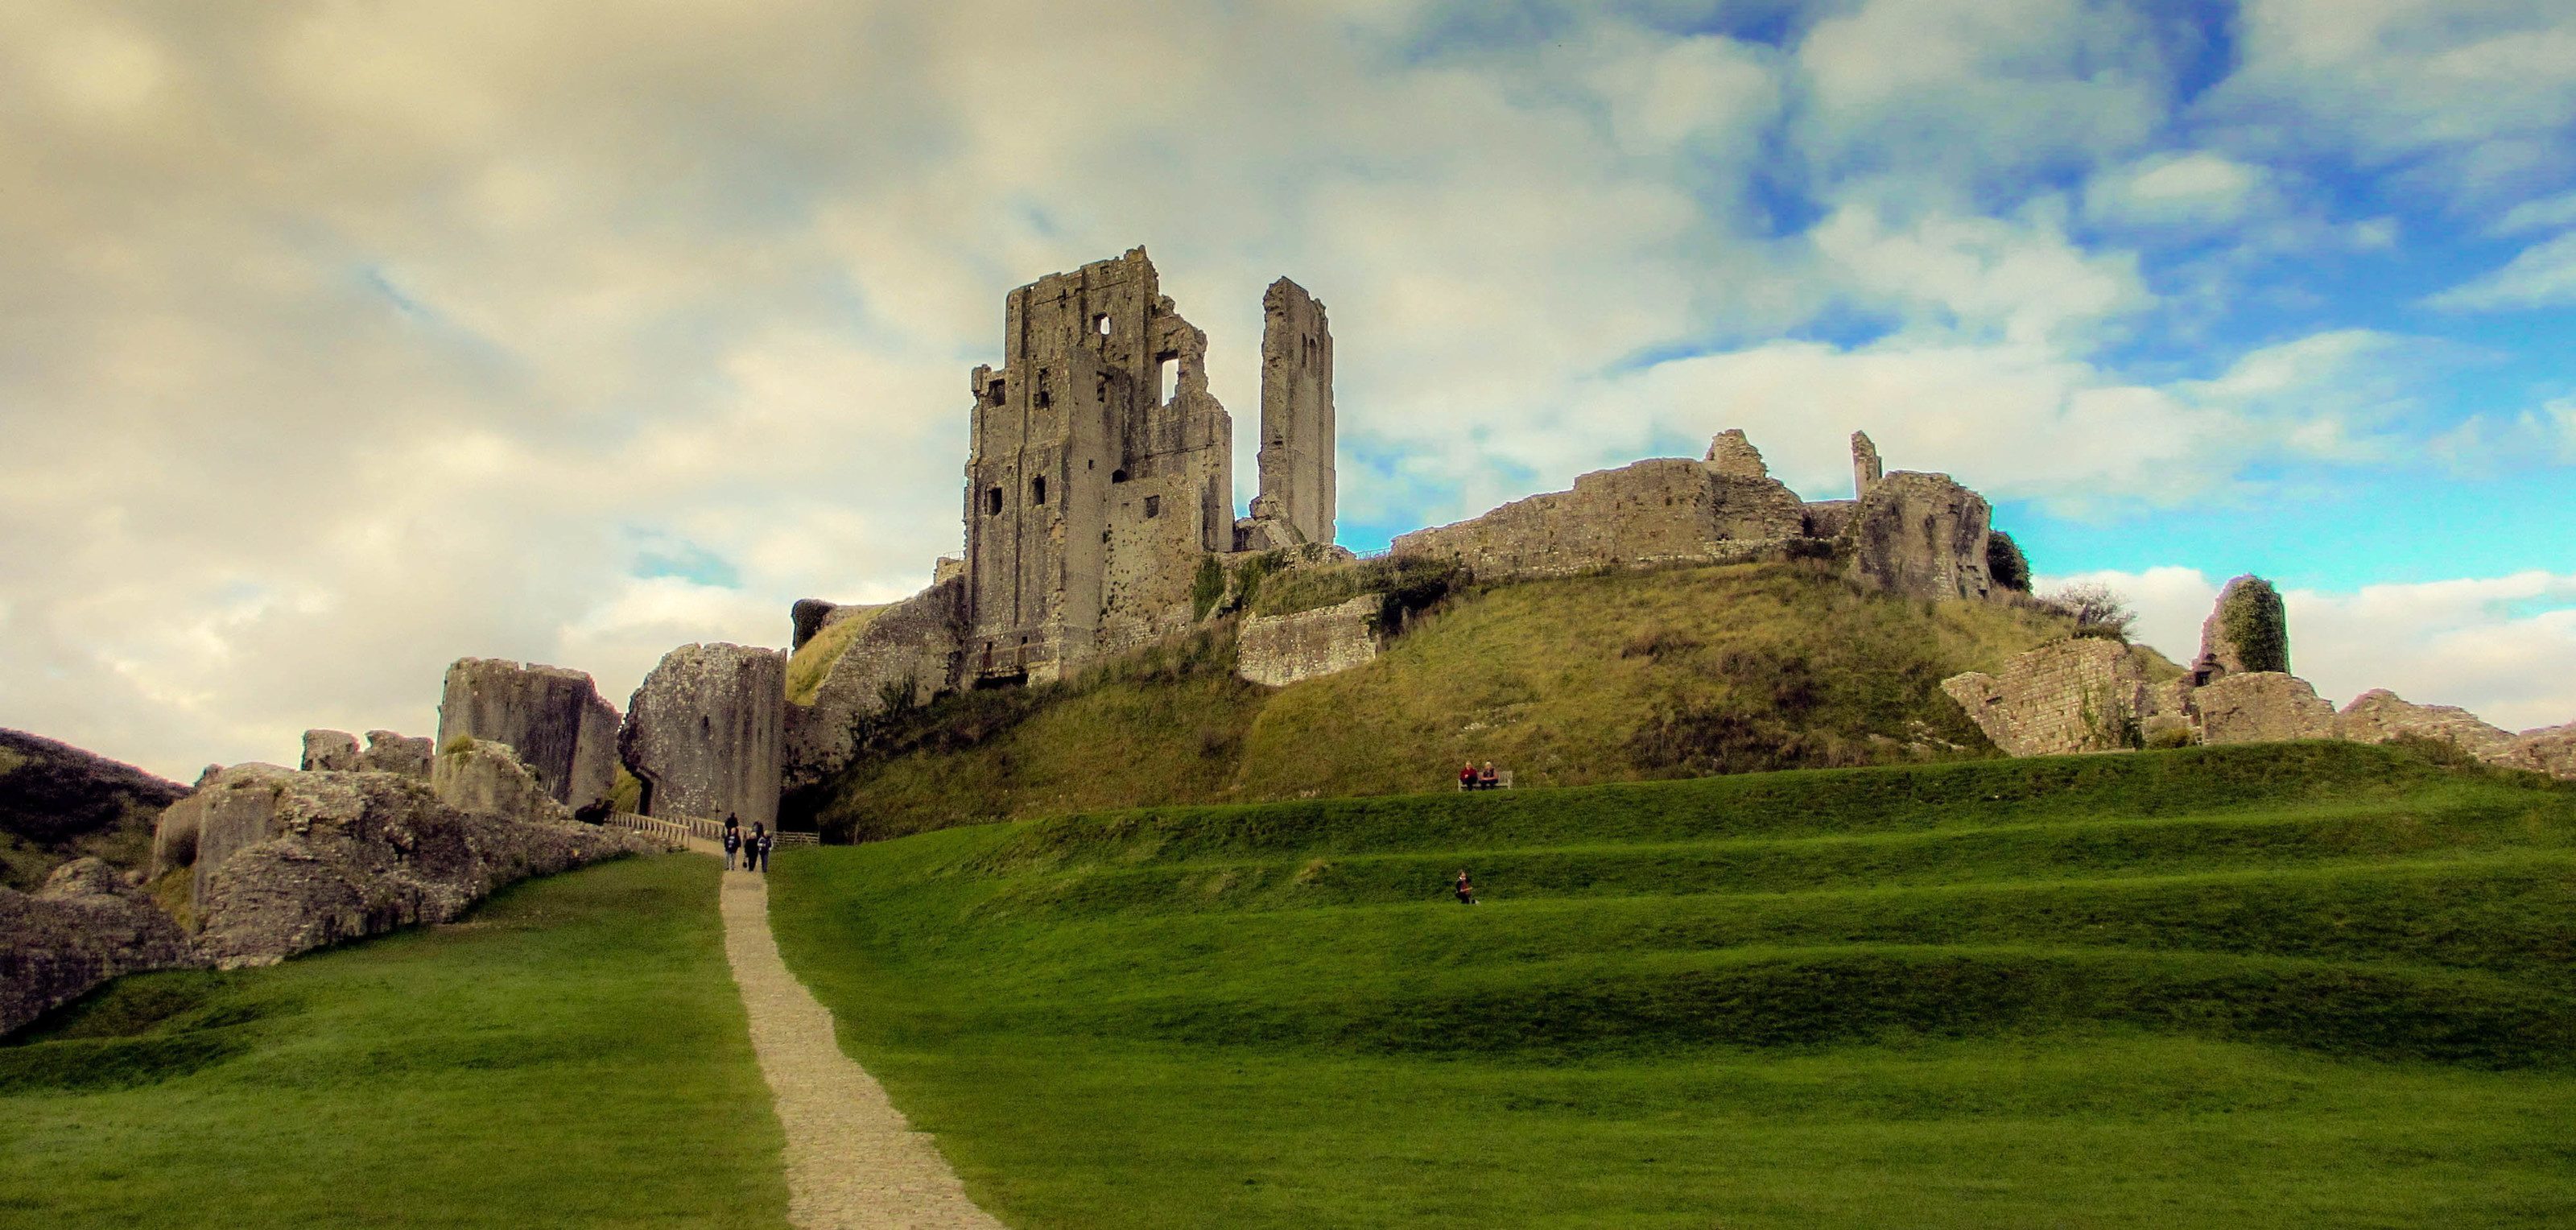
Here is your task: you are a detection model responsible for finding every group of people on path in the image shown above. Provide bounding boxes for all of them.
[1458,760,1505,790]
[724,814,774,873]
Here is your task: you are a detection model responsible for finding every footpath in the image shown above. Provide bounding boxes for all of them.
[718,865,1005,1229]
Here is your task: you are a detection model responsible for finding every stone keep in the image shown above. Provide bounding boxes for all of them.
[961,248,1236,685]
[1255,277,1335,547]
[1840,471,1994,601]
[621,642,785,828]
[436,658,621,808]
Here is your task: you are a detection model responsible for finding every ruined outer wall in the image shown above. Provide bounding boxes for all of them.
[1389,459,1806,580]
[435,658,621,807]
[2193,672,2338,744]
[782,577,966,790]
[1841,472,1993,601]
[1941,638,2154,757]
[1257,277,1335,546]
[1237,595,1381,687]
[620,642,785,828]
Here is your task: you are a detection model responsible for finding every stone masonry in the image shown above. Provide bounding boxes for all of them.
[622,642,786,828]
[1840,470,1994,601]
[782,576,966,791]
[2334,689,2515,759]
[1236,595,1383,687]
[1390,456,1807,580]
[1255,277,1335,547]
[436,658,621,809]
[1940,638,2160,757]
[1852,431,1884,497]
[2194,671,2339,744]
[0,857,194,1035]
[302,729,361,772]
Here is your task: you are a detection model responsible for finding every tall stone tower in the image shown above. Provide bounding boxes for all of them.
[1255,278,1336,546]
[960,248,1233,685]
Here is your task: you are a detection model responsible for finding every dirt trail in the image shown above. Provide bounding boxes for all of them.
[719,867,1005,1229]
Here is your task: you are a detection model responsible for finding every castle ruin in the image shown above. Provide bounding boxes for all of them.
[958,247,1338,686]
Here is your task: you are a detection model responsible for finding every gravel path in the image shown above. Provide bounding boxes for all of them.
[720,866,1005,1229]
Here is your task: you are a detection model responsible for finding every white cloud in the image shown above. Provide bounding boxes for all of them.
[2425,231,2576,311]
[2086,152,2267,228]
[1809,205,2152,349]
[2039,567,2576,734]
[2491,190,2576,237]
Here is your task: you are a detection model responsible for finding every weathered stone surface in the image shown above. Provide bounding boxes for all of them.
[1257,276,1335,547]
[1800,499,1856,539]
[1239,595,1383,687]
[2194,671,2338,745]
[431,738,572,827]
[2500,724,2576,778]
[791,598,839,652]
[1704,429,1769,479]
[2198,575,2289,677]
[181,770,648,968]
[2334,689,2515,758]
[783,580,965,791]
[622,642,786,828]
[1942,639,2157,756]
[436,658,621,809]
[1840,471,1993,601]
[357,730,432,779]
[1852,431,1884,497]
[0,857,196,1034]
[301,729,361,772]
[1391,458,1806,581]
[153,763,297,907]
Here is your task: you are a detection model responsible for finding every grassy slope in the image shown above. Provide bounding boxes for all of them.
[803,562,2074,841]
[769,743,2576,1228]
[0,729,188,889]
[0,855,789,1228]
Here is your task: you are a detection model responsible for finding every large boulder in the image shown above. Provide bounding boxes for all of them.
[1841,471,1993,601]
[300,729,361,772]
[0,857,196,1034]
[2194,672,2338,744]
[431,738,572,826]
[782,581,964,792]
[357,730,434,779]
[158,768,650,968]
[624,642,786,828]
[436,658,621,809]
[2334,690,2516,759]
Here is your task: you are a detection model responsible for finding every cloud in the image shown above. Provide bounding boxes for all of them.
[2086,152,2268,229]
[2425,231,2576,311]
[2038,567,2576,733]
[2493,191,2576,237]
[1809,204,2152,349]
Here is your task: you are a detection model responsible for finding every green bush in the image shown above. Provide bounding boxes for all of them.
[1986,530,2032,592]
[2219,576,2289,673]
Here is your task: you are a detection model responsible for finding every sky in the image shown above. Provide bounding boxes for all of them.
[2,0,2572,782]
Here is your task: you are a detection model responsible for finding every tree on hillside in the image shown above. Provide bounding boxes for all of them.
[2047,581,2136,642]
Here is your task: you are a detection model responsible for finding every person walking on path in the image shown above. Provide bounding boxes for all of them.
[724,822,742,870]
[1454,869,1478,906]
[750,823,771,873]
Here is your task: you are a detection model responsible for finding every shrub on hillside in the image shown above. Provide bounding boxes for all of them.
[2046,581,2137,642]
[1986,531,2032,592]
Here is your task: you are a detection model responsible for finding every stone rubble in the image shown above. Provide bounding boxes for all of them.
[0,857,194,1035]
[1237,595,1385,687]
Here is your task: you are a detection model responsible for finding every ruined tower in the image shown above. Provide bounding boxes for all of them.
[1852,431,1884,498]
[961,248,1233,685]
[1255,277,1336,546]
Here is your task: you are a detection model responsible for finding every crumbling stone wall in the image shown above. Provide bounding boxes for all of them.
[2334,689,2515,758]
[1840,471,1993,601]
[1852,431,1884,497]
[154,763,298,909]
[1941,638,2159,756]
[2191,672,2338,744]
[1704,430,1768,479]
[783,577,965,791]
[431,737,573,826]
[2501,724,2576,778]
[0,857,195,1034]
[357,730,433,779]
[621,642,785,828]
[1237,595,1382,687]
[436,658,621,809]
[1257,277,1335,547]
[1390,458,1806,580]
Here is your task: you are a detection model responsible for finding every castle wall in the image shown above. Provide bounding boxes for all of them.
[435,658,621,808]
[1257,278,1335,546]
[619,642,784,828]
[1940,638,2157,757]
[1389,459,1806,580]
[1840,471,1993,601]
[1237,595,1381,687]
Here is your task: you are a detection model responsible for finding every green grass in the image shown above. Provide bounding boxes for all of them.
[787,604,887,705]
[769,742,2576,1228]
[798,561,2079,841]
[0,855,789,1228]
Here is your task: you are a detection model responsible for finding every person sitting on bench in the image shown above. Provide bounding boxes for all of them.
[1478,762,1500,790]
[1459,761,1478,791]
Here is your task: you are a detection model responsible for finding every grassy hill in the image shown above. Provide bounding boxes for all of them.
[792,559,2081,842]
[0,856,787,1228]
[0,729,188,889]
[767,741,2576,1228]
